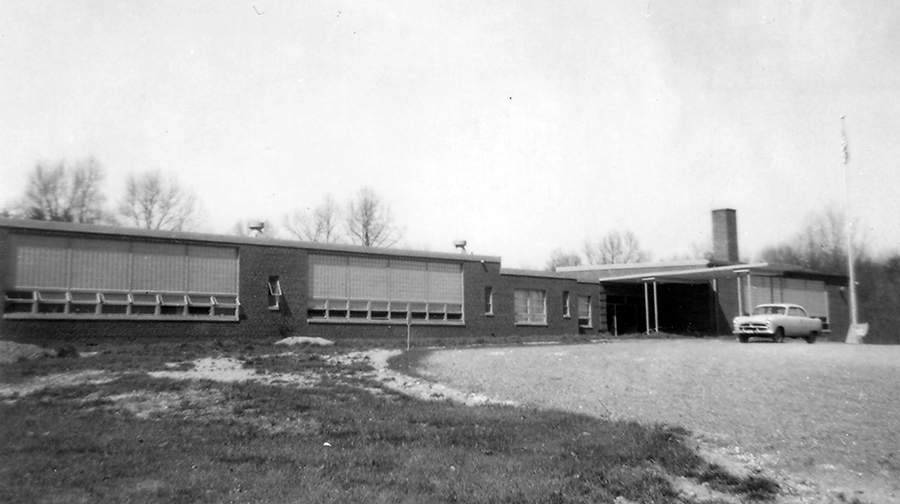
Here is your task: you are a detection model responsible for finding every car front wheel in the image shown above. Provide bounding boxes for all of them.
[772,327,784,343]
[738,334,749,343]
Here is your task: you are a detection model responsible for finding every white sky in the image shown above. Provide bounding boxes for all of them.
[2,0,899,268]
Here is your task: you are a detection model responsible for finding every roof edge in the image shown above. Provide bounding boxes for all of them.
[557,259,709,272]
[0,218,502,264]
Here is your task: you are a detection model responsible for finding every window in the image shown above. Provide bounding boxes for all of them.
[484,286,493,315]
[514,289,546,325]
[267,276,283,311]
[307,254,464,324]
[3,234,239,320]
[562,291,571,318]
[578,295,592,327]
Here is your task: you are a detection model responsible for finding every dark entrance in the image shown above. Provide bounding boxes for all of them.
[604,282,715,335]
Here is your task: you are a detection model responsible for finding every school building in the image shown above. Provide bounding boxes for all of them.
[0,210,848,342]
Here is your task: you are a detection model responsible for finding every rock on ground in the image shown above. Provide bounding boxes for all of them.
[0,341,56,363]
[275,336,334,347]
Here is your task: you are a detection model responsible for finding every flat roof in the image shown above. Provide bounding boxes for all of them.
[499,268,584,281]
[596,262,846,284]
[598,263,771,283]
[559,260,717,282]
[0,218,502,264]
[557,260,709,273]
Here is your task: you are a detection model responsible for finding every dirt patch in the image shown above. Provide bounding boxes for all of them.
[0,369,119,398]
[0,341,55,363]
[339,349,515,406]
[149,356,318,388]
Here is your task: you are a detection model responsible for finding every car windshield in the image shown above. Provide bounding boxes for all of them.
[753,306,785,315]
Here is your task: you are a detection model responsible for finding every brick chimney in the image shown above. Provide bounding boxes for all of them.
[711,209,739,263]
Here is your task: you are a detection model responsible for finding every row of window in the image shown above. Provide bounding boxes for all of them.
[3,290,240,318]
[5,284,595,328]
[484,287,592,327]
[307,299,463,323]
[4,233,241,320]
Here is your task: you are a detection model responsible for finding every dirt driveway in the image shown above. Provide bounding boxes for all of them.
[418,339,900,503]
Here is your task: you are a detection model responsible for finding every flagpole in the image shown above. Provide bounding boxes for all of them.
[841,116,866,343]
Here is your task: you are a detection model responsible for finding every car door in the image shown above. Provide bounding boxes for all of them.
[786,307,805,335]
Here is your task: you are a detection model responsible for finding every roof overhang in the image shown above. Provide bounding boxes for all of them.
[599,262,773,284]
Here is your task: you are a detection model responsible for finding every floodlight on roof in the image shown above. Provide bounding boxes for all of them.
[454,240,467,253]
[248,221,265,237]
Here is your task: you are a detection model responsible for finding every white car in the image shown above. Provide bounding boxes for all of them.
[733,303,822,344]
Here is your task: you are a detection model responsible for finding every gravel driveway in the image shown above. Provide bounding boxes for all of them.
[418,339,900,503]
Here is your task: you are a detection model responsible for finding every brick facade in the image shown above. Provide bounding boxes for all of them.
[0,219,607,342]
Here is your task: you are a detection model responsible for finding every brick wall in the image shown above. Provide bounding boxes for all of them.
[0,224,607,343]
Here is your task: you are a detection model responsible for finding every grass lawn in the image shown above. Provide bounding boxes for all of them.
[0,337,778,504]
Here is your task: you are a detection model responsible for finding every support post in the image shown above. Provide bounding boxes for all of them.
[736,275,743,316]
[644,282,650,335]
[712,279,719,334]
[747,272,753,313]
[406,312,411,350]
[653,281,659,333]
[613,305,618,337]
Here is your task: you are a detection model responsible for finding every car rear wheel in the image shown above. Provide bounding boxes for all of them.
[772,327,784,343]
[805,332,817,344]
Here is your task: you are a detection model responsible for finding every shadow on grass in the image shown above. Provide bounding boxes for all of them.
[1,341,780,504]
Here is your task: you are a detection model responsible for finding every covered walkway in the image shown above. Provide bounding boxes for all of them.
[599,263,772,335]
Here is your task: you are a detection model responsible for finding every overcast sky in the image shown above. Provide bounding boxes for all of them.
[2,0,898,268]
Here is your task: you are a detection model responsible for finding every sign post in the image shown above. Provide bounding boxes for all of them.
[406,310,411,350]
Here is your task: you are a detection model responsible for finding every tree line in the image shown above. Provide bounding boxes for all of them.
[1,157,402,248]
[545,230,656,271]
[758,207,899,344]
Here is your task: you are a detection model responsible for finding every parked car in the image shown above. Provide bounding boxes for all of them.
[733,303,822,344]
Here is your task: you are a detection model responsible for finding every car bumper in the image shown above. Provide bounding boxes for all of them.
[733,327,774,335]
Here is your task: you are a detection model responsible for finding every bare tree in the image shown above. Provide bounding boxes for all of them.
[665,241,714,262]
[758,206,864,274]
[346,186,401,247]
[118,171,201,231]
[68,158,108,223]
[283,195,342,243]
[583,230,649,264]
[545,248,582,271]
[18,157,108,223]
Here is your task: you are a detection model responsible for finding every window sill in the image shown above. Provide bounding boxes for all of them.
[3,313,239,322]
[309,318,465,326]
[515,322,548,327]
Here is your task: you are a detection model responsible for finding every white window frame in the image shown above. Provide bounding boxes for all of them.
[577,295,592,328]
[267,276,283,311]
[3,234,240,321]
[307,254,465,325]
[514,289,547,326]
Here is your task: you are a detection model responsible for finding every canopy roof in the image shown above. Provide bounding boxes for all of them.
[593,262,844,284]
